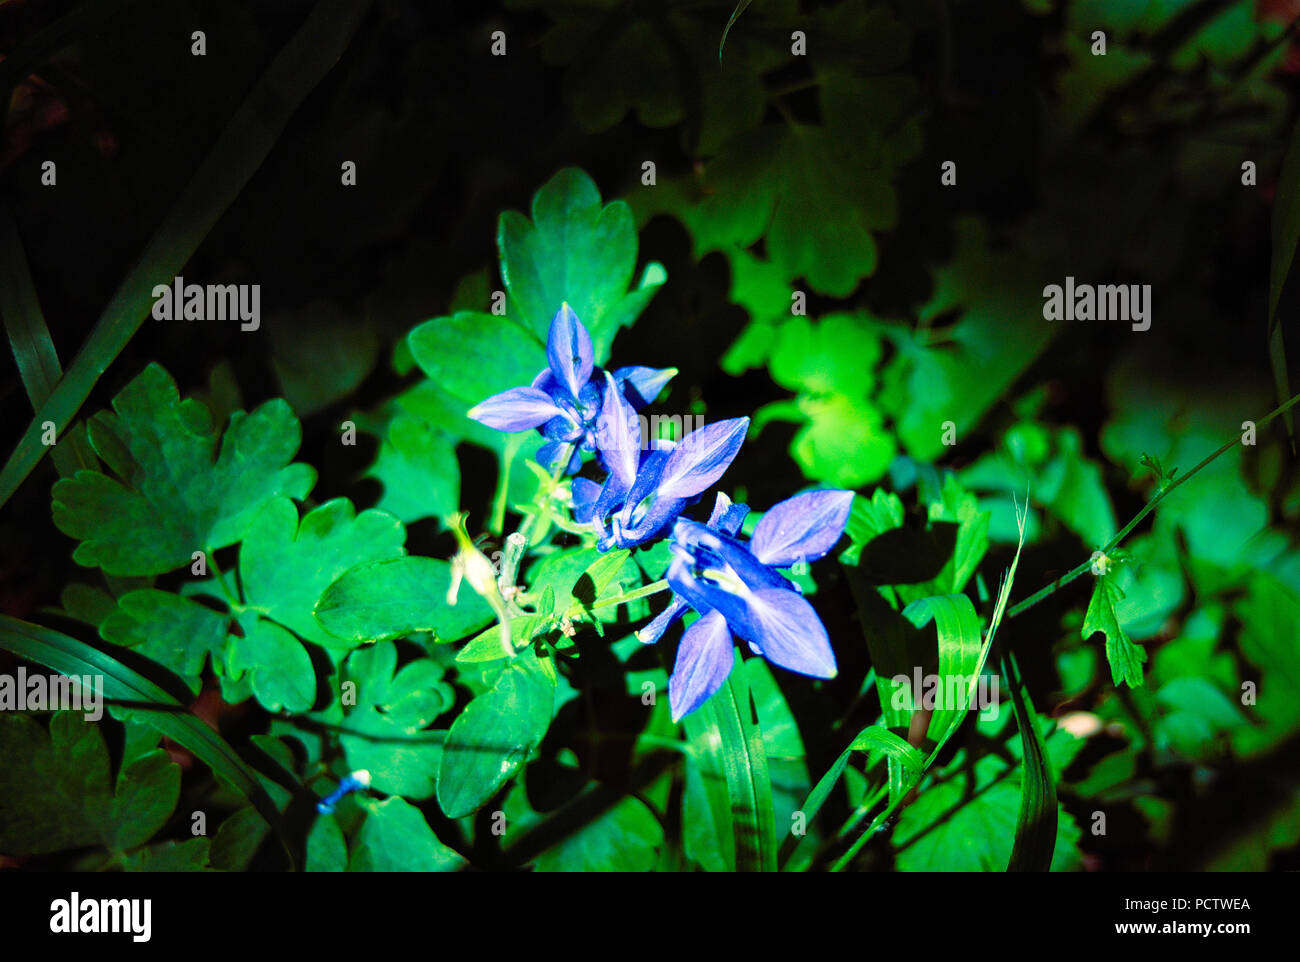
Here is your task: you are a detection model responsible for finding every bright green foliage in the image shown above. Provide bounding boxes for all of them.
[306,815,348,873]
[348,798,465,872]
[533,797,664,872]
[963,423,1116,550]
[226,617,315,713]
[314,556,494,645]
[499,167,666,359]
[754,313,896,487]
[372,167,665,530]
[894,715,1083,872]
[9,0,1300,876]
[51,363,315,575]
[361,414,460,524]
[337,642,452,799]
[437,656,555,818]
[240,497,406,648]
[1083,574,1148,689]
[0,712,179,856]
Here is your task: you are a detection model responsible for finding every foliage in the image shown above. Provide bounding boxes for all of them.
[2,0,1300,873]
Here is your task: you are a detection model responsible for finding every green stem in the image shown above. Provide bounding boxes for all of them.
[1006,387,1300,621]
[833,782,888,842]
[497,442,573,602]
[577,578,670,616]
[205,549,241,609]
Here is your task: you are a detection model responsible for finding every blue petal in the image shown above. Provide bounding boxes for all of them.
[468,386,566,432]
[635,596,689,644]
[613,365,677,409]
[595,371,642,490]
[666,533,754,629]
[673,519,789,593]
[538,440,582,475]
[572,477,603,524]
[669,610,735,721]
[750,489,855,567]
[706,491,750,537]
[547,304,594,402]
[740,588,837,679]
[614,493,686,548]
[656,417,749,501]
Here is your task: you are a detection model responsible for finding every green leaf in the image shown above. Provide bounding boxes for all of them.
[840,488,905,565]
[408,312,547,410]
[569,548,632,617]
[499,167,664,358]
[758,392,896,489]
[99,589,230,696]
[209,806,270,872]
[0,0,373,514]
[682,650,777,871]
[904,475,990,598]
[533,796,663,872]
[348,797,465,872]
[0,615,294,864]
[306,814,348,872]
[848,726,923,808]
[226,617,315,713]
[893,761,1080,873]
[456,615,544,664]
[51,363,315,576]
[121,838,212,872]
[901,593,984,743]
[314,556,493,646]
[1082,574,1147,688]
[530,547,639,623]
[1003,651,1058,872]
[437,657,554,818]
[362,413,460,524]
[1154,676,1247,759]
[0,712,179,855]
[682,745,732,872]
[338,642,453,799]
[240,497,406,648]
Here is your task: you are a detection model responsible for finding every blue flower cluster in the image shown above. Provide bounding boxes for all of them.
[471,305,853,720]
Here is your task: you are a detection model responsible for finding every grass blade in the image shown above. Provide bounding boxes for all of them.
[684,651,777,871]
[0,204,96,476]
[719,0,756,63]
[1269,115,1300,450]
[0,0,374,512]
[1003,649,1057,871]
[0,614,296,868]
[830,498,1029,870]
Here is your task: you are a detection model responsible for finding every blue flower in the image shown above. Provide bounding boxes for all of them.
[636,489,854,721]
[571,370,749,550]
[467,304,675,474]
